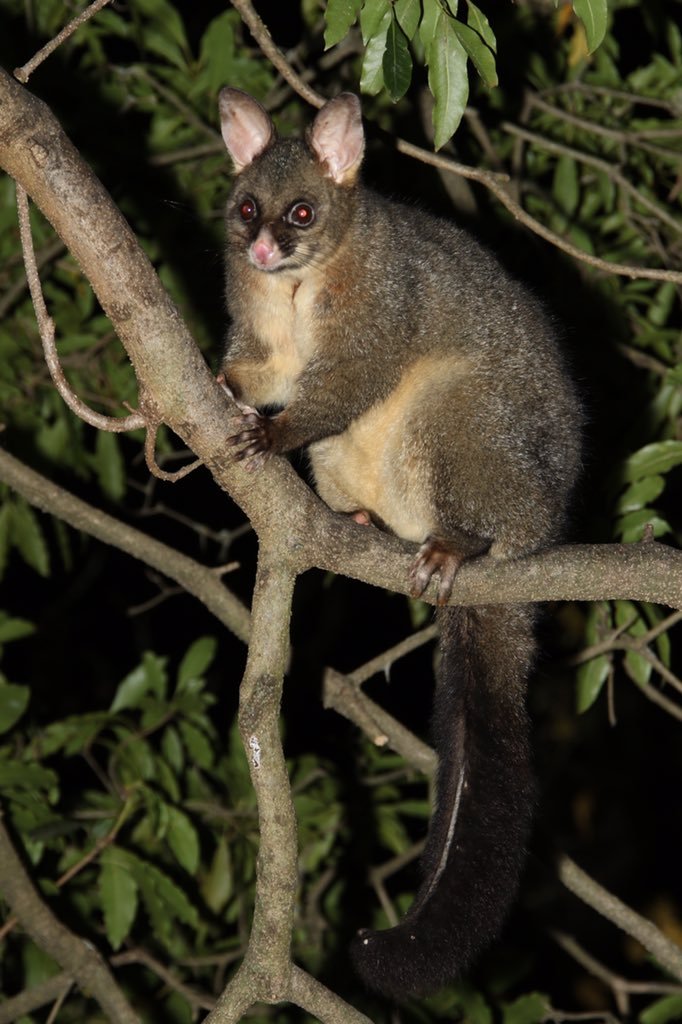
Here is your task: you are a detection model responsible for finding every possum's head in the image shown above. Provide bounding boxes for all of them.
[219,89,364,274]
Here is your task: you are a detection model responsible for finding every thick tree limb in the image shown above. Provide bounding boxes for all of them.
[203,557,369,1022]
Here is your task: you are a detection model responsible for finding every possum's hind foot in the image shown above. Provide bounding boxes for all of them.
[409,533,490,606]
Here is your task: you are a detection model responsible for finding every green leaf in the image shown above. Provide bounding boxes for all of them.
[572,0,608,53]
[640,994,682,1024]
[161,724,185,774]
[360,2,392,95]
[648,281,677,327]
[575,602,613,713]
[166,806,200,874]
[40,713,110,757]
[201,836,233,913]
[324,0,362,48]
[178,721,214,770]
[99,847,139,949]
[616,508,671,543]
[360,0,390,44]
[383,15,413,101]
[576,654,610,712]
[623,440,682,482]
[465,0,496,52]
[450,19,498,87]
[133,0,190,69]
[118,735,156,782]
[642,603,671,668]
[376,803,410,853]
[177,636,217,692]
[112,848,198,950]
[111,652,168,712]
[22,941,60,989]
[154,752,181,801]
[502,993,550,1024]
[94,431,125,502]
[199,12,236,94]
[137,857,199,930]
[0,760,58,796]
[0,684,30,734]
[427,12,469,149]
[395,0,421,41]
[616,476,665,514]
[553,155,580,216]
[419,0,441,49]
[0,612,35,644]
[9,500,49,577]
[615,601,651,687]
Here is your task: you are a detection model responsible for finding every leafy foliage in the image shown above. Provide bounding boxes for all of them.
[325,0,607,146]
[0,636,350,1019]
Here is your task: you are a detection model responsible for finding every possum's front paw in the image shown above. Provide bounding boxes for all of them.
[227,410,276,470]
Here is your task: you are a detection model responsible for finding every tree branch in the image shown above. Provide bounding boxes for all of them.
[0,815,139,1024]
[13,0,114,83]
[558,857,682,982]
[0,447,251,644]
[0,972,74,1024]
[15,184,145,433]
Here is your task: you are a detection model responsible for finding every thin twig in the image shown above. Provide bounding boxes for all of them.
[230,0,323,109]
[502,120,682,236]
[45,980,73,1024]
[552,930,682,1018]
[558,855,682,982]
[530,94,682,159]
[14,0,114,83]
[143,423,203,481]
[112,949,215,1012]
[15,186,146,432]
[323,667,436,775]
[541,81,682,116]
[634,672,682,722]
[0,972,75,1024]
[349,624,438,687]
[0,236,65,318]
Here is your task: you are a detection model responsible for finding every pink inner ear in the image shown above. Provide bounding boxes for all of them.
[310,95,364,183]
[219,90,274,171]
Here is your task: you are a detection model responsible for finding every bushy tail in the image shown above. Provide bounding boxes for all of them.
[351,604,536,1000]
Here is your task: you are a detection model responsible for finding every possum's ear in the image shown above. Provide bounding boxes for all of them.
[308,93,364,185]
[219,88,275,173]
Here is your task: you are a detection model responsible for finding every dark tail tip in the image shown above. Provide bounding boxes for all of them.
[350,922,459,1001]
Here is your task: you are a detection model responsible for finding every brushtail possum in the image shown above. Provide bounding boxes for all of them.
[218,88,581,1000]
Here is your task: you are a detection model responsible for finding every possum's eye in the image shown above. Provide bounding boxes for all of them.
[239,197,257,223]
[287,201,315,228]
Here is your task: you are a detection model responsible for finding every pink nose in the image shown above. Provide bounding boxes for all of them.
[251,238,278,267]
